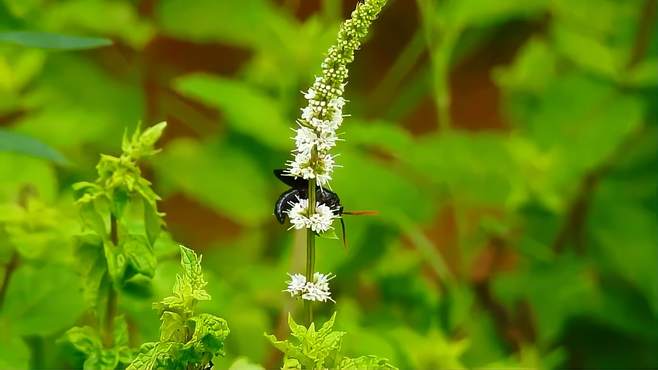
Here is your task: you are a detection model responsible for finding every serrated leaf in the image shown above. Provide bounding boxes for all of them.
[187,313,230,356]
[0,31,112,50]
[287,314,308,339]
[339,355,398,370]
[62,326,101,355]
[176,245,211,301]
[0,129,70,165]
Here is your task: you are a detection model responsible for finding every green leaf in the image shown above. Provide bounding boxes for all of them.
[318,229,339,240]
[0,31,112,50]
[78,198,107,236]
[187,313,230,356]
[0,129,70,165]
[156,0,290,50]
[61,326,102,355]
[143,199,162,246]
[74,234,110,313]
[552,23,622,80]
[113,315,130,349]
[173,75,290,149]
[123,235,157,278]
[0,334,30,370]
[286,314,307,339]
[178,245,211,302]
[104,241,127,285]
[228,358,266,370]
[339,355,398,370]
[2,264,85,336]
[159,311,186,342]
[154,139,270,226]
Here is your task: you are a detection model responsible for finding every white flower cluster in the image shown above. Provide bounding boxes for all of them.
[284,272,335,302]
[287,198,338,233]
[286,77,346,188]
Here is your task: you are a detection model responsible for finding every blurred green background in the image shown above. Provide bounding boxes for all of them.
[1,0,657,369]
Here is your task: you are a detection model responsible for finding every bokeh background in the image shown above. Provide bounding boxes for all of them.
[1,0,657,369]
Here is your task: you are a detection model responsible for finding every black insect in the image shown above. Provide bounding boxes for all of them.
[273,169,378,247]
[273,169,343,223]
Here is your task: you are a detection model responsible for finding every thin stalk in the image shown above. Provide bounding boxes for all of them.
[305,172,317,325]
[104,214,119,347]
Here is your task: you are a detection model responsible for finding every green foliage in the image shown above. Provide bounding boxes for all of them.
[62,316,133,370]
[0,129,69,165]
[0,31,111,50]
[128,245,229,370]
[72,122,166,306]
[266,313,396,370]
[0,0,656,368]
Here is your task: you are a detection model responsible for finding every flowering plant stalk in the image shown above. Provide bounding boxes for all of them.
[282,0,388,326]
[268,1,396,369]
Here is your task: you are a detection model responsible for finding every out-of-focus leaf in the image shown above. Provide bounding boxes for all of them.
[0,129,69,165]
[154,138,270,226]
[440,0,547,28]
[403,132,520,206]
[334,148,434,223]
[0,153,58,204]
[123,235,157,278]
[494,37,557,93]
[0,332,29,370]
[174,74,290,149]
[2,0,44,18]
[2,264,85,336]
[345,121,413,155]
[156,0,293,50]
[0,31,111,50]
[625,58,658,87]
[42,0,154,48]
[228,357,265,370]
[551,24,623,80]
[13,56,143,154]
[493,257,597,345]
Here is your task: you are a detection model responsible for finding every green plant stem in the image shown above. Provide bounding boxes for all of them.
[0,251,18,309]
[305,177,317,325]
[104,214,119,347]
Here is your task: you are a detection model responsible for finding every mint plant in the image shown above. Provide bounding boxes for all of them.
[267,0,396,368]
[266,313,395,370]
[63,122,168,368]
[128,245,229,370]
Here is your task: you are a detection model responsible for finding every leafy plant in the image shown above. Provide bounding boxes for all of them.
[62,316,133,370]
[128,245,230,370]
[63,122,168,368]
[266,313,395,370]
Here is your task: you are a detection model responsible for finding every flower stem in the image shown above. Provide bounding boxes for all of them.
[305,175,317,325]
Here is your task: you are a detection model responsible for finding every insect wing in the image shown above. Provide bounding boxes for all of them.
[273,169,307,189]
